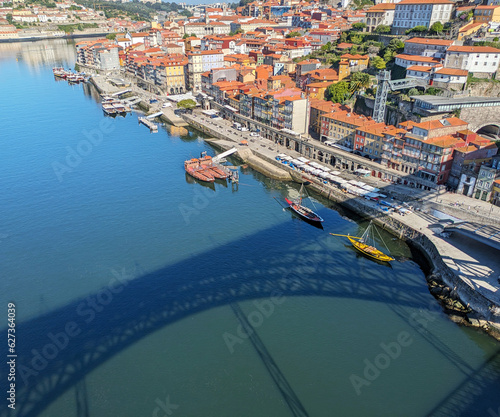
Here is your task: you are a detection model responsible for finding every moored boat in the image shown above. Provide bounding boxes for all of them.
[102,103,117,116]
[198,154,228,179]
[184,158,215,183]
[330,221,394,263]
[284,183,324,225]
[53,67,69,79]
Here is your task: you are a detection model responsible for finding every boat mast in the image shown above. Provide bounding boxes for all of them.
[360,221,372,243]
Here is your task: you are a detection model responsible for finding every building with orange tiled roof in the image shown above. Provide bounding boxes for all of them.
[457,21,487,41]
[364,3,395,33]
[187,50,224,92]
[76,39,120,71]
[473,5,500,23]
[432,67,468,86]
[444,45,500,76]
[394,117,472,185]
[403,37,454,59]
[305,82,335,100]
[392,0,453,35]
[320,109,376,149]
[309,99,348,134]
[448,130,498,193]
[395,54,442,69]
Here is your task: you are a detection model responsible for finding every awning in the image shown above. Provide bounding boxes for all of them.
[297,157,310,163]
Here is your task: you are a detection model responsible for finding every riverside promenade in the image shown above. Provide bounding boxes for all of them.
[183,110,500,335]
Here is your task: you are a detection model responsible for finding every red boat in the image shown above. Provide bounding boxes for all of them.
[198,154,229,179]
[184,158,215,183]
[53,67,69,79]
[284,183,324,225]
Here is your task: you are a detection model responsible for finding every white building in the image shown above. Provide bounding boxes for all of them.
[395,53,442,68]
[444,45,500,76]
[392,0,453,35]
[432,67,468,86]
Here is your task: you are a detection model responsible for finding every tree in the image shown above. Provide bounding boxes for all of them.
[350,34,362,44]
[286,31,301,38]
[430,21,443,34]
[179,9,192,17]
[177,99,197,109]
[370,56,386,70]
[6,13,12,24]
[383,49,395,62]
[350,72,370,88]
[326,81,349,104]
[374,24,390,33]
[352,22,366,31]
[182,33,189,39]
[106,33,116,40]
[339,32,348,43]
[387,39,404,51]
[408,88,420,96]
[405,25,427,35]
[321,41,332,52]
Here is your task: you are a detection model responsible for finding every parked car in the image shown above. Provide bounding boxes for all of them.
[250,132,259,137]
[241,127,249,132]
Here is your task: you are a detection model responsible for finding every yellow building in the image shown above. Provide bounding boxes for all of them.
[305,82,333,100]
[457,21,487,40]
[163,54,187,95]
[338,60,350,81]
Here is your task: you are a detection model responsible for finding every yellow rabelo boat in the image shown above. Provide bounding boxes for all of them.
[330,221,394,263]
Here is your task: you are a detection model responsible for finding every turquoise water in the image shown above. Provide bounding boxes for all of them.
[0,40,499,417]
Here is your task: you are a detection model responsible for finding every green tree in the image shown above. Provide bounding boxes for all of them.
[370,56,386,69]
[326,81,349,104]
[350,72,370,88]
[106,33,116,40]
[321,41,332,52]
[182,33,189,39]
[177,99,197,109]
[351,0,374,9]
[430,21,443,34]
[179,9,192,17]
[388,39,404,51]
[374,24,390,33]
[350,34,362,44]
[339,31,348,43]
[405,25,427,35]
[352,22,366,31]
[286,31,301,38]
[408,88,420,96]
[6,13,13,24]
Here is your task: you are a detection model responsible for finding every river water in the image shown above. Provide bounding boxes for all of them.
[0,40,499,417]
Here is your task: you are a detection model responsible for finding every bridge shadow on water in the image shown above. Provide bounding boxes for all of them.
[1,215,499,417]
